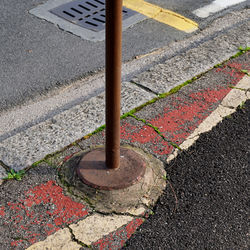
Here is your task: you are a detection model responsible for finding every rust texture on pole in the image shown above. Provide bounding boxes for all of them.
[105,0,123,169]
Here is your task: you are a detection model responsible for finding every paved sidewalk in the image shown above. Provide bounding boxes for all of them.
[0,50,249,249]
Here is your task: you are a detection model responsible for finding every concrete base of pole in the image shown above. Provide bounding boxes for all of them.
[58,145,166,214]
[77,147,146,190]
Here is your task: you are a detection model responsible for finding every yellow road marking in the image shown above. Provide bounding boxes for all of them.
[123,0,198,33]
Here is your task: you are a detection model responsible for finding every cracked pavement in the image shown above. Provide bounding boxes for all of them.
[0,49,249,249]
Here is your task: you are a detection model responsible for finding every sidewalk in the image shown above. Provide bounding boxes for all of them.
[0,49,249,249]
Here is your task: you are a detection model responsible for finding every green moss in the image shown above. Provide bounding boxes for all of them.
[28,46,250,169]
[129,113,182,151]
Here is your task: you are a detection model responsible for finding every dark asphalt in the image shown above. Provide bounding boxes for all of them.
[1,0,248,111]
[123,100,249,249]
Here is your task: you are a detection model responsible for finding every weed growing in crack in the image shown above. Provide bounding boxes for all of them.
[231,46,250,59]
[67,225,91,248]
[225,114,232,119]
[162,174,168,181]
[4,169,25,181]
[240,69,249,76]
[239,101,246,109]
[169,142,182,151]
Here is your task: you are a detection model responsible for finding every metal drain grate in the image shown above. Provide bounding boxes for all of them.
[49,0,137,32]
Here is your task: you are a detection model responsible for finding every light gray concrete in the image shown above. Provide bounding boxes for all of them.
[0,9,249,171]
[61,145,166,214]
[0,166,7,183]
[1,8,248,142]
[132,20,250,94]
[0,82,155,171]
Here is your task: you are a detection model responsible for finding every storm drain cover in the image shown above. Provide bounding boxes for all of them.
[49,0,137,32]
[29,0,145,41]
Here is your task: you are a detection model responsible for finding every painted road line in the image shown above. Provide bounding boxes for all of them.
[84,76,250,249]
[27,214,135,249]
[1,63,249,249]
[27,228,81,250]
[123,0,198,33]
[1,10,248,173]
[167,75,250,162]
[193,0,246,18]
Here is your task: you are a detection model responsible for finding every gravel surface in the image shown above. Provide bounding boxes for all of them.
[123,100,249,249]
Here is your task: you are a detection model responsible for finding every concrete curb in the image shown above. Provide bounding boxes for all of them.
[0,9,249,171]
[0,52,249,249]
[25,76,250,250]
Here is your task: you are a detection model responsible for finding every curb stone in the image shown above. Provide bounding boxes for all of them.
[0,52,249,249]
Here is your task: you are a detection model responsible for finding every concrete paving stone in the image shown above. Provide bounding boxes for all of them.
[133,62,249,146]
[132,22,250,94]
[0,162,90,249]
[77,116,175,162]
[221,88,248,108]
[0,82,155,171]
[0,120,79,172]
[167,76,250,163]
[45,144,82,168]
[121,82,156,113]
[27,228,81,250]
[70,214,134,245]
[236,75,250,90]
[0,73,106,138]
[92,217,144,249]
[0,165,7,185]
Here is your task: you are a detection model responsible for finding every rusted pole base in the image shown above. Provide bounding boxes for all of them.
[77,147,146,190]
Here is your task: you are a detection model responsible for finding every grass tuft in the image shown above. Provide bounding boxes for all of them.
[3,169,26,181]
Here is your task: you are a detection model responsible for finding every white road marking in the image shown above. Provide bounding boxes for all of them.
[193,0,246,18]
[167,76,250,163]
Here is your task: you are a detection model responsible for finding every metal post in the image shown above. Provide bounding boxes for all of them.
[76,0,146,191]
[105,0,123,169]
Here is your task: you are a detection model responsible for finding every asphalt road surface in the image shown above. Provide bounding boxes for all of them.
[0,0,249,111]
[123,99,249,250]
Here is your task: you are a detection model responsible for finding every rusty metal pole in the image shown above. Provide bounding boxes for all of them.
[76,1,146,190]
[105,0,123,169]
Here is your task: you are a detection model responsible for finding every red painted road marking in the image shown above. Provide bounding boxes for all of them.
[1,180,88,248]
[92,218,144,249]
[92,61,248,249]
[1,57,249,249]
[121,62,246,159]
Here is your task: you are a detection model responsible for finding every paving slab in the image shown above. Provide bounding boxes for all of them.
[27,228,82,250]
[77,116,175,162]
[0,82,155,171]
[132,21,250,94]
[0,162,90,249]
[0,166,7,185]
[133,52,249,146]
[70,214,134,245]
